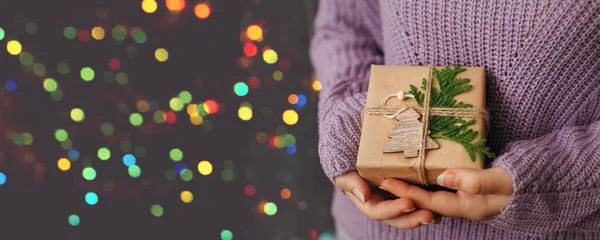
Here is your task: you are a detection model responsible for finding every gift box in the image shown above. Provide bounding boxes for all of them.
[356,65,492,186]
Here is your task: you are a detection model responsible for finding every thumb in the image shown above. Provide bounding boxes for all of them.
[334,171,371,204]
[436,167,513,195]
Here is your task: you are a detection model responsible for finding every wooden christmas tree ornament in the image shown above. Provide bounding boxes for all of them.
[382,107,439,157]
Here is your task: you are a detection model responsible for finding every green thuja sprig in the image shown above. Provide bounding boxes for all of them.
[409,65,496,161]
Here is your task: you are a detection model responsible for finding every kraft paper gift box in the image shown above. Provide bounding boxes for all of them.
[356,65,489,187]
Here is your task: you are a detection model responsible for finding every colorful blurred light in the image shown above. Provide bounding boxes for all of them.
[6,40,22,55]
[243,43,257,57]
[150,204,163,217]
[155,48,169,62]
[221,230,233,240]
[233,82,249,96]
[80,67,95,81]
[263,49,278,64]
[282,110,299,125]
[57,158,71,171]
[43,78,58,92]
[64,27,77,39]
[197,160,212,175]
[238,104,252,121]
[100,122,114,135]
[97,147,111,160]
[85,192,99,205]
[170,148,183,161]
[91,26,105,40]
[180,190,194,203]
[82,167,96,180]
[130,113,144,126]
[128,165,141,178]
[141,0,158,13]
[264,202,278,216]
[68,214,80,226]
[169,97,184,111]
[244,185,256,196]
[281,188,292,199]
[166,0,186,12]
[123,154,136,166]
[246,25,263,41]
[179,91,192,104]
[194,3,211,19]
[70,108,85,122]
[0,172,6,185]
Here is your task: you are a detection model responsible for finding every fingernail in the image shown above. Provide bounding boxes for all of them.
[420,219,436,226]
[403,207,416,213]
[437,172,457,188]
[378,186,386,191]
[352,188,366,204]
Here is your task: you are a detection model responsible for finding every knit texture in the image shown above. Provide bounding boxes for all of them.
[310,0,600,239]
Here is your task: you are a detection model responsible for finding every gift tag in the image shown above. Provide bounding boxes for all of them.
[382,107,439,158]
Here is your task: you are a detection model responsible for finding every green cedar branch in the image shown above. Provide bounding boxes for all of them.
[409,65,496,161]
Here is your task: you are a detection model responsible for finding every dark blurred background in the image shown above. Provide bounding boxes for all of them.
[0,0,335,239]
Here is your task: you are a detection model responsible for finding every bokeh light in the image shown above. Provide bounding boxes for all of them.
[197,160,212,175]
[263,49,278,64]
[80,67,95,81]
[0,27,4,40]
[64,26,76,39]
[246,25,263,41]
[91,26,105,40]
[0,172,6,185]
[130,113,144,126]
[233,82,249,96]
[282,110,298,125]
[180,169,193,181]
[128,165,141,178]
[100,122,114,135]
[155,48,168,62]
[244,185,256,196]
[221,230,233,240]
[112,25,127,41]
[281,188,291,199]
[180,190,193,203]
[169,148,183,161]
[6,40,22,55]
[166,0,186,12]
[194,3,211,19]
[312,80,322,91]
[150,204,163,217]
[238,104,252,121]
[243,43,257,57]
[43,78,58,92]
[57,62,69,74]
[123,154,136,167]
[97,147,111,160]
[169,98,184,111]
[264,202,278,216]
[288,94,298,104]
[57,158,71,171]
[68,214,80,226]
[141,0,158,13]
[85,192,99,205]
[82,167,96,181]
[5,80,17,92]
[179,91,192,104]
[70,108,85,122]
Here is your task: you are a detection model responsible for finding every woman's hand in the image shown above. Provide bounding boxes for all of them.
[335,171,438,228]
[380,167,513,221]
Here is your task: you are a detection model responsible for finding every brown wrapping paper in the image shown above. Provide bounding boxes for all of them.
[356,65,486,186]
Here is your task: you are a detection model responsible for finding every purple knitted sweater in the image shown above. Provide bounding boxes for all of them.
[310,0,600,239]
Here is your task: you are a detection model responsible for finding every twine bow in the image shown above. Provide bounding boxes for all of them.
[361,66,489,185]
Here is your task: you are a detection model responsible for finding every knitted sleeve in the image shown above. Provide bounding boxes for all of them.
[488,121,600,235]
[309,0,383,184]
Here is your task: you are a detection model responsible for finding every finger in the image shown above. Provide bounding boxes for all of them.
[437,167,513,195]
[381,178,465,217]
[384,209,436,229]
[345,191,416,221]
[335,171,371,204]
